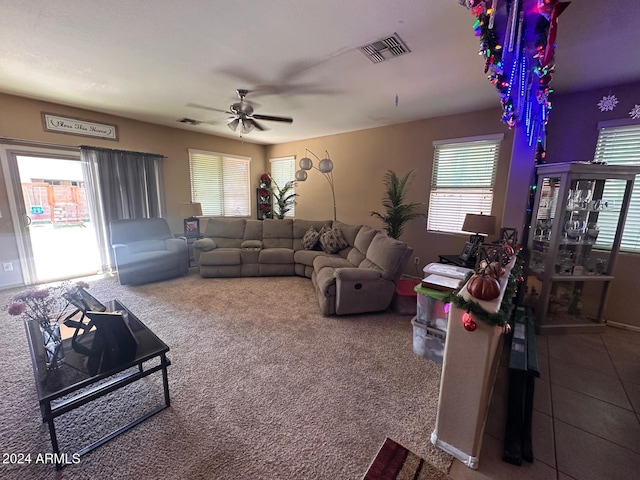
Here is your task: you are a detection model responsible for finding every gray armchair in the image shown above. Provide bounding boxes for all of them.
[109,218,188,285]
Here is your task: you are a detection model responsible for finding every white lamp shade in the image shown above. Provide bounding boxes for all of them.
[299,157,313,170]
[318,158,333,173]
[295,170,308,181]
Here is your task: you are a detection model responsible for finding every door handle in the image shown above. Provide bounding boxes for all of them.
[24,215,32,226]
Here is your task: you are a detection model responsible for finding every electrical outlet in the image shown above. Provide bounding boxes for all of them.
[3,262,13,272]
[413,256,420,265]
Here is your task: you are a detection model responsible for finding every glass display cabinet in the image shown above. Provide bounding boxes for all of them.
[527,162,640,334]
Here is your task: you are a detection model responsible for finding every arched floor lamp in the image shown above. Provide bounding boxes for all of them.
[295,149,336,221]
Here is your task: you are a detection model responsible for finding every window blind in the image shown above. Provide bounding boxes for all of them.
[427,138,500,233]
[593,124,640,251]
[270,156,296,217]
[188,149,251,217]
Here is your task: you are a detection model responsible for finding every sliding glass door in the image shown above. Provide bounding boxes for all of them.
[2,147,102,284]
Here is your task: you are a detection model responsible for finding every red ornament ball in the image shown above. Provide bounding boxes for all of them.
[462,312,477,332]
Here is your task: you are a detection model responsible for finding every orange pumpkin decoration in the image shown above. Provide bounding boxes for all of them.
[467,273,501,301]
[484,261,505,279]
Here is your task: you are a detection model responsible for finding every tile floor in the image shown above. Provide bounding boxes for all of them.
[448,326,640,480]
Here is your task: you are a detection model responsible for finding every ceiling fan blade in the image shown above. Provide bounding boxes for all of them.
[252,114,293,124]
[186,103,231,114]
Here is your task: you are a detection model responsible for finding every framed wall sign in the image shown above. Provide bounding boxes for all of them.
[41,112,119,140]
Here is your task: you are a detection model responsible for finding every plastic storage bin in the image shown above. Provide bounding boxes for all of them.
[414,285,450,331]
[411,316,446,364]
[391,278,420,315]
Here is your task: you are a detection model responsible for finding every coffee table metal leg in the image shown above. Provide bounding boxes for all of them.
[161,354,171,407]
[42,401,63,470]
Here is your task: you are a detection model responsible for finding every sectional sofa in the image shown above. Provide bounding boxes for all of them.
[193,218,413,316]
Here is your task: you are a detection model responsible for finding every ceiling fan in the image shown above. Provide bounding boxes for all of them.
[188,89,293,135]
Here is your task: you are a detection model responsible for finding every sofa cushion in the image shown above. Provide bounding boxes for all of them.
[125,239,168,254]
[302,226,320,250]
[204,218,246,238]
[262,219,293,249]
[319,227,348,254]
[199,248,241,266]
[244,220,263,240]
[362,233,411,281]
[347,226,378,266]
[333,221,361,247]
[294,249,327,267]
[259,248,294,264]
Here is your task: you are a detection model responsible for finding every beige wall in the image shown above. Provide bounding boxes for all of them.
[2,90,637,329]
[266,109,514,274]
[0,93,267,287]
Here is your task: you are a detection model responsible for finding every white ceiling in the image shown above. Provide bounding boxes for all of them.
[1,0,639,145]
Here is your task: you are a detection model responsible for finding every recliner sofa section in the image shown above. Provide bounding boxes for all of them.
[193,218,413,316]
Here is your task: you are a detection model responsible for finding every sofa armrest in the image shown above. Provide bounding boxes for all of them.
[334,267,382,282]
[334,267,394,315]
[193,237,217,252]
[165,237,187,252]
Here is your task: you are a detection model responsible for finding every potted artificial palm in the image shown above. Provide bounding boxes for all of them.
[370,169,424,239]
[270,176,298,219]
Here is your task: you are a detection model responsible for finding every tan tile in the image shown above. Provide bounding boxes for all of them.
[557,473,577,480]
[533,378,552,416]
[603,336,640,384]
[537,351,550,381]
[555,420,640,480]
[535,334,549,357]
[552,384,640,453]
[623,381,640,413]
[547,334,616,377]
[549,359,632,409]
[602,326,640,347]
[448,433,557,480]
[531,410,555,468]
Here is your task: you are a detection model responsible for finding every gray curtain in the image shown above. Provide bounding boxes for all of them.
[80,146,166,270]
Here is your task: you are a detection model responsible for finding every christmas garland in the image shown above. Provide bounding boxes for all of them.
[446,253,524,327]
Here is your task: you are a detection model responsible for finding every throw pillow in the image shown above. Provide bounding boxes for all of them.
[302,226,320,250]
[319,227,348,254]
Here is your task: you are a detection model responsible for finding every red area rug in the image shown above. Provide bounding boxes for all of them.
[363,438,452,480]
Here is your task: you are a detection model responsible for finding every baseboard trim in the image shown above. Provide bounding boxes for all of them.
[606,321,640,333]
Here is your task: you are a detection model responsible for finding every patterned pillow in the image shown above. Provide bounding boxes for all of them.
[302,226,321,250]
[319,227,348,254]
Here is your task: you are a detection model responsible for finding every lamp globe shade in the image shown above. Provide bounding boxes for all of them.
[299,157,313,171]
[318,158,334,173]
[295,169,308,181]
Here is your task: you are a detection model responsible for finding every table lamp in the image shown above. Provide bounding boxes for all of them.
[462,213,496,259]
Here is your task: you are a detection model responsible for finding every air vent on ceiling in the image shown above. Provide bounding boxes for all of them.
[359,33,411,64]
[177,117,200,125]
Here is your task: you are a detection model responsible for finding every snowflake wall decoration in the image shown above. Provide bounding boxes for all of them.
[597,94,619,112]
[630,105,640,120]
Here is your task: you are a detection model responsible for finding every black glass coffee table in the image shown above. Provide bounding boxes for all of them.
[24,299,171,469]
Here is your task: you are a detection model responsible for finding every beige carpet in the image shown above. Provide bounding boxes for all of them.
[0,273,452,479]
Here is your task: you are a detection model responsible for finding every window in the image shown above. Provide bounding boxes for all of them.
[188,149,251,217]
[269,156,296,217]
[427,135,502,233]
[593,123,640,252]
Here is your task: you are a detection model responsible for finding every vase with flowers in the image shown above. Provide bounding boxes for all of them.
[4,281,90,369]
